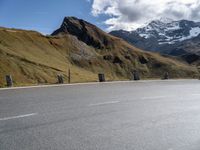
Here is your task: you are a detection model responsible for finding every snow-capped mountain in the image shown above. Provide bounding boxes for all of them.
[110,19,200,63]
[136,19,200,45]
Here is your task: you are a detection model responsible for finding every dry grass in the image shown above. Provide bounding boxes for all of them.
[0,27,199,87]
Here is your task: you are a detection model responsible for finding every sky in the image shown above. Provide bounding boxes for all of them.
[0,0,107,34]
[1,0,200,34]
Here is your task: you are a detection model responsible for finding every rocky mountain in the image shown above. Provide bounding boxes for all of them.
[110,19,200,63]
[0,17,198,87]
[52,17,115,49]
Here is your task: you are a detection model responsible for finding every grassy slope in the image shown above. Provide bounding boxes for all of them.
[0,27,198,87]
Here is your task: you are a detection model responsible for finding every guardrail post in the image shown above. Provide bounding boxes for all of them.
[57,75,64,84]
[5,75,13,87]
[98,73,105,82]
[133,70,140,81]
[163,72,169,80]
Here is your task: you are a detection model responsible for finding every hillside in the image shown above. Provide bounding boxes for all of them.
[0,17,199,87]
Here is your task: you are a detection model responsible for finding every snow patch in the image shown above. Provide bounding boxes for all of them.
[139,33,149,39]
[178,27,200,41]
[190,27,200,37]
[135,20,200,45]
[158,27,200,45]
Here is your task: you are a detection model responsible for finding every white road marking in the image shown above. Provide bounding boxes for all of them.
[0,79,197,91]
[89,101,120,106]
[0,113,37,121]
[141,96,167,100]
[191,94,200,96]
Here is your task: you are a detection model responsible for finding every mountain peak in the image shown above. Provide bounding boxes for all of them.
[135,19,200,43]
[110,19,200,60]
[158,17,174,23]
[52,16,115,49]
[144,18,174,28]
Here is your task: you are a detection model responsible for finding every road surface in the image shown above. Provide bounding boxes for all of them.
[0,80,200,150]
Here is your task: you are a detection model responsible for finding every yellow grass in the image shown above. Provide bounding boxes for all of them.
[0,27,199,87]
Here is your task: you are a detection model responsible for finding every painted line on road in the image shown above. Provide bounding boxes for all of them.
[191,94,200,96]
[141,96,167,100]
[0,113,38,121]
[89,101,120,107]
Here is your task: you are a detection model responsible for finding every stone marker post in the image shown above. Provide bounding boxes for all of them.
[133,70,140,81]
[98,73,105,82]
[163,72,169,80]
[5,75,13,87]
[57,75,64,84]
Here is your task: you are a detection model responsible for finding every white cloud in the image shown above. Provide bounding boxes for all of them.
[90,0,200,31]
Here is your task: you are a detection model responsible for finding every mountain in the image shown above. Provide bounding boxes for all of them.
[0,17,198,87]
[110,19,200,63]
[52,17,115,49]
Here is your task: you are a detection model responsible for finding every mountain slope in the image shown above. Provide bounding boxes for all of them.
[0,17,198,87]
[110,19,200,63]
[52,17,115,49]
[0,28,101,86]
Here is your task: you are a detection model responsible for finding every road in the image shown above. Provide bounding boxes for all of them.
[0,80,200,150]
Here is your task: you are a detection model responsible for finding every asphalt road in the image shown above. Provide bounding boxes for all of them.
[1,80,200,150]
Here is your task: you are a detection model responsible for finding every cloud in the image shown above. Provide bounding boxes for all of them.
[90,0,200,31]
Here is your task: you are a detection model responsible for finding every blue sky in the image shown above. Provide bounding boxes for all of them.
[1,0,199,34]
[0,0,108,34]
